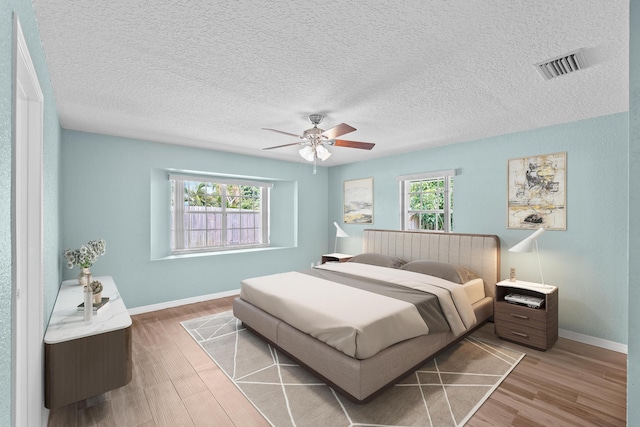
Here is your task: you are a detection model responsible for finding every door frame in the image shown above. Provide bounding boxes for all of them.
[12,14,45,427]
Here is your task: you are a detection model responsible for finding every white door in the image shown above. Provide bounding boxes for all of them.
[13,15,45,427]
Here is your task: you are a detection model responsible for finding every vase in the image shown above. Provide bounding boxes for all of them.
[83,285,93,322]
[78,267,92,288]
[93,291,102,304]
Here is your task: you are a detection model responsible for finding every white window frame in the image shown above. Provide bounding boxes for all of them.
[398,169,455,233]
[169,174,272,254]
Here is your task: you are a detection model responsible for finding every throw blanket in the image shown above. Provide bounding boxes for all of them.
[240,263,476,359]
[303,268,451,334]
[318,262,478,333]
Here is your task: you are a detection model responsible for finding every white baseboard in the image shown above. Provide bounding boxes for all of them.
[559,328,627,354]
[128,289,240,315]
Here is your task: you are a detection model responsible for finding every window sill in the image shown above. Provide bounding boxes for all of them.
[152,245,291,261]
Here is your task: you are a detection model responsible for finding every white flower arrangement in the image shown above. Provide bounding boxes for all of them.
[63,239,106,269]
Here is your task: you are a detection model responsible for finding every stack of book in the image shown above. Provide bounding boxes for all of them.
[77,297,110,314]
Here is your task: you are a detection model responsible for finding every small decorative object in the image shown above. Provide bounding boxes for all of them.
[62,239,106,286]
[77,297,110,314]
[343,177,373,224]
[509,267,516,282]
[83,285,93,322]
[90,280,103,304]
[507,152,566,230]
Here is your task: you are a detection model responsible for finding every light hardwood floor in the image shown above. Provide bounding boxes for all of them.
[48,297,627,426]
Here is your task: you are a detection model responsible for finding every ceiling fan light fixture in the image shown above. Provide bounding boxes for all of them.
[316,145,331,161]
[299,146,315,162]
[263,114,374,172]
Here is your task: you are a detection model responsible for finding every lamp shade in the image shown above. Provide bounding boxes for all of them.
[316,145,331,161]
[509,227,545,253]
[333,222,348,253]
[299,146,314,162]
[334,222,348,238]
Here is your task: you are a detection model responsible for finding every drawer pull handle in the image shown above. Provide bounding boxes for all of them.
[510,313,529,320]
[510,331,529,338]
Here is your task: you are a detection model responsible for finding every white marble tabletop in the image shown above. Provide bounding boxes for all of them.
[44,276,132,344]
[322,253,353,258]
[497,279,557,294]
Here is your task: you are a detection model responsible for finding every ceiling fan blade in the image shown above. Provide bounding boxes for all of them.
[263,142,303,150]
[333,139,375,150]
[262,128,303,138]
[322,123,356,139]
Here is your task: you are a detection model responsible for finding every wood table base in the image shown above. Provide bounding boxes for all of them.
[45,326,132,409]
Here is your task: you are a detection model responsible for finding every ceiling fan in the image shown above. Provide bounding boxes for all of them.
[262,114,375,173]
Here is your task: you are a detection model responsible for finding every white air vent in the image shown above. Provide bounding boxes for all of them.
[534,49,587,80]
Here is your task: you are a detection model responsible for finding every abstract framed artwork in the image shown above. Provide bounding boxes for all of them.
[507,152,566,230]
[343,177,373,224]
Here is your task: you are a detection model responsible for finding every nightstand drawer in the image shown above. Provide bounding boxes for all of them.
[495,302,547,329]
[495,321,548,349]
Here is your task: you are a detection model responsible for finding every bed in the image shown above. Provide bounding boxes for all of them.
[233,229,500,403]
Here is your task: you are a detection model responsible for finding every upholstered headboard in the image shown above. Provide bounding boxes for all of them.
[362,229,500,299]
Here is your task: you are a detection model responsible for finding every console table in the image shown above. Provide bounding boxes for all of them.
[44,276,132,409]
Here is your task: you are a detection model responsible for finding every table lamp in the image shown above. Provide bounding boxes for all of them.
[509,227,551,288]
[333,222,348,253]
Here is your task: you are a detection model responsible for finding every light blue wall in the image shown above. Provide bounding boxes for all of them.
[0,0,61,424]
[628,0,639,423]
[60,130,328,308]
[330,113,629,345]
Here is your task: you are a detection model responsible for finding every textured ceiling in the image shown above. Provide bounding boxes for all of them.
[32,1,629,167]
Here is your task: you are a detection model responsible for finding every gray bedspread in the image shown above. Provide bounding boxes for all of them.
[302,268,450,333]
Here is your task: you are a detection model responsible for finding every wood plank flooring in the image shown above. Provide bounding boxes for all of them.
[48,297,627,426]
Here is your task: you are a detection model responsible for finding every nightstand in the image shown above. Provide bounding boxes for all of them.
[494,280,558,351]
[321,253,353,264]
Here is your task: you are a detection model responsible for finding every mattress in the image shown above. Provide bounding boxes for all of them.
[239,262,481,359]
[462,277,486,305]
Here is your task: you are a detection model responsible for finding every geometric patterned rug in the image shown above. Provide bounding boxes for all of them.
[181,311,525,427]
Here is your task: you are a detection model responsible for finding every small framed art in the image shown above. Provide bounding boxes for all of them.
[343,177,373,224]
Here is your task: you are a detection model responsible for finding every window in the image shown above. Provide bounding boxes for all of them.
[169,174,272,253]
[398,170,455,232]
